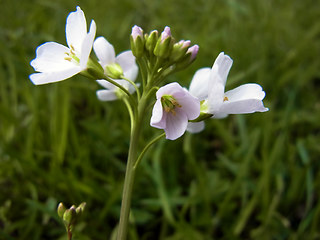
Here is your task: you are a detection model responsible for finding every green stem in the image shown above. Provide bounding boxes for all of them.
[116,94,149,240]
[134,132,166,169]
[121,76,141,101]
[102,77,136,108]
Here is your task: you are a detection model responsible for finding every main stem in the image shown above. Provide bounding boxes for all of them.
[116,94,148,240]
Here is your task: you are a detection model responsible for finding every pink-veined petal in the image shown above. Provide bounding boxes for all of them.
[80,20,96,69]
[96,89,118,101]
[150,100,166,129]
[30,42,74,72]
[164,109,188,140]
[208,52,233,114]
[176,89,200,120]
[66,6,87,52]
[29,67,81,85]
[93,37,116,67]
[187,121,205,133]
[189,67,211,100]
[115,51,138,81]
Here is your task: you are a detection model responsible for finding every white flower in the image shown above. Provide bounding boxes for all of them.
[150,82,200,140]
[187,52,268,133]
[93,36,139,101]
[30,7,96,85]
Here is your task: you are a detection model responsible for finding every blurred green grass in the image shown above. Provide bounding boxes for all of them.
[0,0,320,239]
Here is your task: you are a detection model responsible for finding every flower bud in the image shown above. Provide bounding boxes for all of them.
[57,202,66,218]
[76,202,86,216]
[105,63,124,79]
[145,30,158,53]
[153,26,174,59]
[175,44,199,70]
[63,206,77,226]
[187,45,199,62]
[170,40,191,62]
[130,25,144,58]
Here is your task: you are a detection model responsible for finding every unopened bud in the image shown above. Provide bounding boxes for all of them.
[76,202,86,216]
[154,26,174,58]
[130,25,144,58]
[170,40,191,62]
[175,45,199,70]
[145,30,158,53]
[63,207,77,226]
[57,203,66,218]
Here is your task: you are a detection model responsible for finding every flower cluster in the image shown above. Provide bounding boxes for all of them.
[30,6,268,141]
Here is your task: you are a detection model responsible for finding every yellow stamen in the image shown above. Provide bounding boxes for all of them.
[223,96,229,101]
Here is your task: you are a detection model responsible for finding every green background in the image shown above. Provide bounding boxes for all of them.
[0,0,319,239]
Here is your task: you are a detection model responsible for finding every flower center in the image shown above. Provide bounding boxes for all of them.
[161,95,181,115]
[223,96,229,102]
[64,45,80,64]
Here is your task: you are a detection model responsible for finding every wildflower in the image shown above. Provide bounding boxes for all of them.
[187,52,268,133]
[150,82,200,140]
[93,36,138,80]
[30,7,96,85]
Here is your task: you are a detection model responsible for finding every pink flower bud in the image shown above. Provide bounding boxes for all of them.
[187,45,199,61]
[161,26,171,42]
[131,25,143,40]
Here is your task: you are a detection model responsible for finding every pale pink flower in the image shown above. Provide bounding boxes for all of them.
[151,82,200,140]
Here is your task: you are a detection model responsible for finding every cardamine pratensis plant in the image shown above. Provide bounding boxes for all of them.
[30,7,268,240]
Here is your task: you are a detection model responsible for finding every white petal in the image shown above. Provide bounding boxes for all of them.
[189,67,211,100]
[224,83,266,101]
[96,89,118,101]
[219,99,269,114]
[66,6,87,52]
[80,20,96,69]
[30,42,75,72]
[176,90,200,120]
[164,109,188,140]
[208,52,233,114]
[116,51,138,81]
[217,83,268,114]
[29,67,81,85]
[212,112,228,119]
[96,79,117,90]
[156,82,184,99]
[150,100,165,128]
[93,37,116,67]
[187,121,205,133]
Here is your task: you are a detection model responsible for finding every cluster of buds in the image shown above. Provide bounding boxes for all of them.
[130,25,199,84]
[57,202,86,239]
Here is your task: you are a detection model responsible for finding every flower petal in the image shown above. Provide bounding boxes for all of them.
[164,109,188,140]
[189,67,211,100]
[96,89,118,101]
[96,79,117,90]
[150,99,166,129]
[93,36,116,67]
[156,82,185,99]
[176,89,200,120]
[30,42,74,72]
[219,84,268,114]
[208,52,233,113]
[115,51,138,81]
[219,99,268,114]
[80,20,96,69]
[187,121,205,133]
[66,6,87,52]
[29,67,81,85]
[224,83,266,101]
